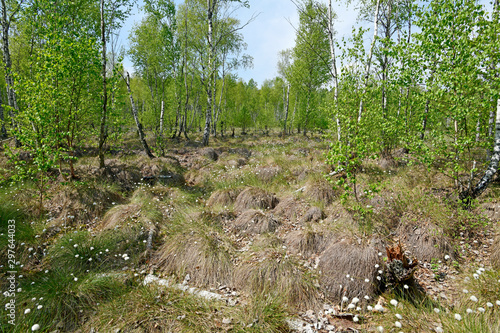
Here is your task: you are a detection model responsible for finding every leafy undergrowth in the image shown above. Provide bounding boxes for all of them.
[0,132,499,332]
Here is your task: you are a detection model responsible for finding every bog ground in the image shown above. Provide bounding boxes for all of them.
[1,132,500,333]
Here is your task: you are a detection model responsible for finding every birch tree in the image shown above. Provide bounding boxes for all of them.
[98,0,133,168]
[1,0,24,145]
[196,0,251,146]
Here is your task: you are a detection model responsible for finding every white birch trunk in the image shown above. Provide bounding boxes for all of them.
[283,84,290,135]
[126,72,155,159]
[203,0,215,147]
[159,100,165,135]
[462,99,500,201]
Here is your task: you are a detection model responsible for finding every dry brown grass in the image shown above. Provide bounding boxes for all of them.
[272,196,308,222]
[300,207,325,223]
[491,231,500,270]
[233,209,281,235]
[45,183,123,228]
[206,188,242,208]
[153,208,235,287]
[99,203,141,230]
[319,238,381,302]
[137,156,185,186]
[304,178,337,205]
[153,229,234,287]
[235,242,321,311]
[233,187,279,212]
[98,188,164,231]
[284,228,331,257]
[396,219,455,263]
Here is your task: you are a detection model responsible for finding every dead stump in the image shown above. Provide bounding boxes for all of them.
[384,243,418,289]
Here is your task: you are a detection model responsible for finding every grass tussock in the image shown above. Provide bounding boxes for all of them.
[153,209,235,287]
[235,235,321,311]
[86,284,222,333]
[397,219,456,263]
[319,238,381,302]
[272,196,309,222]
[46,229,146,273]
[284,226,331,257]
[233,209,281,235]
[233,187,279,212]
[205,187,242,208]
[3,268,129,333]
[304,176,338,206]
[99,187,163,231]
[45,182,123,227]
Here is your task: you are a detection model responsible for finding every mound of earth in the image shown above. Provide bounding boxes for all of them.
[304,178,337,205]
[206,188,242,208]
[284,228,330,257]
[273,196,309,222]
[45,184,123,228]
[319,239,381,302]
[153,230,234,287]
[233,209,280,235]
[234,187,279,212]
[397,220,455,263]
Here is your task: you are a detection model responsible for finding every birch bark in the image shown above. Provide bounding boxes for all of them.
[126,72,155,159]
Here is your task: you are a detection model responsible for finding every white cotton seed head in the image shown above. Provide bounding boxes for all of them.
[395,321,402,328]
[466,308,473,314]
[352,297,359,304]
[390,299,398,307]
[455,313,462,321]
[470,296,478,302]
[31,324,40,331]
[395,313,403,320]
[434,308,440,313]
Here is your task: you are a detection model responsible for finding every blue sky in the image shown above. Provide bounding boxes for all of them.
[120,1,361,86]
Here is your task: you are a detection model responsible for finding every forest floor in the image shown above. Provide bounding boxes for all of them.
[1,131,500,333]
